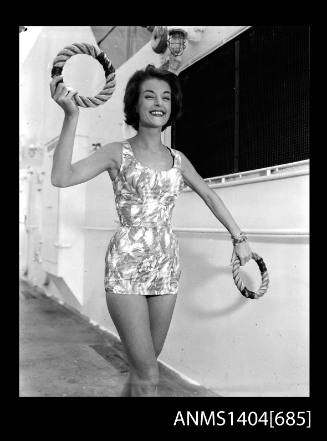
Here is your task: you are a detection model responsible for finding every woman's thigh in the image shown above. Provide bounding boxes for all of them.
[146,294,177,357]
[105,293,157,373]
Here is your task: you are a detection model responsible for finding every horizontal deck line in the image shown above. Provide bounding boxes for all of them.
[186,169,309,191]
[83,226,309,237]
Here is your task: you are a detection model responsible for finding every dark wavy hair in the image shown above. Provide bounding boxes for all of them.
[124,64,183,132]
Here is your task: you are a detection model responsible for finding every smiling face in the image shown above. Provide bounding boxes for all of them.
[136,78,172,130]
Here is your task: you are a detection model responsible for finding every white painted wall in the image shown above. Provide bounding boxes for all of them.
[20,26,309,396]
[166,172,309,397]
[23,169,48,286]
[19,170,30,275]
[41,147,59,275]
[56,135,89,305]
[20,26,106,300]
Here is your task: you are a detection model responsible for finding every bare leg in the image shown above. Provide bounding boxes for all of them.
[147,294,177,358]
[105,294,159,397]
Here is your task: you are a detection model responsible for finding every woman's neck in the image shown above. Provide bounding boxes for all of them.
[132,128,163,152]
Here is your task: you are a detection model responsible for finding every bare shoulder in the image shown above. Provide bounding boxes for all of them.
[173,149,194,171]
[102,141,123,155]
[173,149,209,196]
[101,141,123,166]
[173,148,187,160]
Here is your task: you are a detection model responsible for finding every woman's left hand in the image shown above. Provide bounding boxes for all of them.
[231,241,253,266]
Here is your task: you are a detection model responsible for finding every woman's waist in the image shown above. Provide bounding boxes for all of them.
[109,224,178,252]
[119,220,172,229]
[117,211,173,229]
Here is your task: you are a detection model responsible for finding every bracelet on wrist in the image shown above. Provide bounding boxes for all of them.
[231,231,248,246]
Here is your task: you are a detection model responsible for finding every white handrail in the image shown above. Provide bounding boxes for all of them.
[205,159,309,182]
[172,227,309,237]
[83,226,309,237]
[179,160,309,191]
[185,169,308,191]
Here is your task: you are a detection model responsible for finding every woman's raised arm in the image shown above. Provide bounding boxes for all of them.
[49,75,121,187]
[52,142,122,187]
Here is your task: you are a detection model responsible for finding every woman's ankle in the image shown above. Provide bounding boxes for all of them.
[129,377,159,397]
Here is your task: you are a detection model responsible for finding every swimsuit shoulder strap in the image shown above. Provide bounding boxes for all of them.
[122,139,133,153]
[170,147,182,169]
[121,140,135,161]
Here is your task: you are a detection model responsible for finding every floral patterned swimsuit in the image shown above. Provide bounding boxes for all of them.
[104,140,185,296]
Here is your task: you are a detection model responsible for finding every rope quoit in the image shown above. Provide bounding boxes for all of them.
[51,42,116,108]
[232,252,269,299]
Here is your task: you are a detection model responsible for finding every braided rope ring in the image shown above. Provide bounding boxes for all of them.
[232,252,269,299]
[51,42,116,108]
[151,26,168,54]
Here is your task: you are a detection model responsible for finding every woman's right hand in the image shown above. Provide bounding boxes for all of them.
[50,75,79,117]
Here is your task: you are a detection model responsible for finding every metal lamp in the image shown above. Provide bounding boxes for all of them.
[167,28,188,56]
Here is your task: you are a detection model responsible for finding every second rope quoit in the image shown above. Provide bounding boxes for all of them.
[232,252,269,299]
[51,42,116,108]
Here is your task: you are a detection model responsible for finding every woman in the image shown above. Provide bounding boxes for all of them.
[50,64,252,397]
